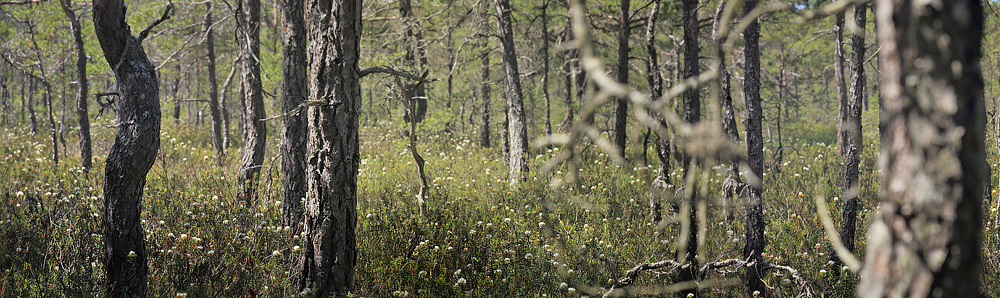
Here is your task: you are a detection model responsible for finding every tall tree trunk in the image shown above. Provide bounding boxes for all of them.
[741,0,767,296]
[560,25,577,132]
[494,0,529,185]
[678,0,700,295]
[92,0,165,295]
[205,3,226,161]
[479,7,491,149]
[220,58,237,149]
[59,0,91,171]
[834,6,848,155]
[859,1,985,297]
[540,0,552,137]
[713,0,742,220]
[28,79,37,134]
[613,0,630,158]
[399,0,428,123]
[280,0,307,231]
[834,2,865,262]
[236,0,267,205]
[645,0,666,223]
[300,0,361,295]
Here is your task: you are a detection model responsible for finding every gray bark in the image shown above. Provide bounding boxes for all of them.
[679,0,700,295]
[60,0,92,172]
[236,0,267,205]
[833,5,848,155]
[859,1,985,297]
[540,0,552,136]
[93,0,164,295]
[741,0,767,296]
[300,0,362,295]
[479,6,491,148]
[494,0,529,185]
[835,2,865,261]
[205,3,226,161]
[613,0,629,158]
[646,0,665,223]
[281,0,307,231]
[714,0,742,219]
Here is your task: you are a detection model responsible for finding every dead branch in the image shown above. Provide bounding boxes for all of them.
[603,260,685,298]
[359,66,435,83]
[138,2,174,43]
[0,0,45,5]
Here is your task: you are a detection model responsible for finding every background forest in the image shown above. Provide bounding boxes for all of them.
[1,0,998,297]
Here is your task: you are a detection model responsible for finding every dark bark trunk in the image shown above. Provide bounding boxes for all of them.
[713,0,742,220]
[28,79,37,134]
[171,66,181,126]
[560,28,577,132]
[494,0,529,185]
[678,0,700,295]
[613,0,629,158]
[300,0,362,295]
[645,0,666,223]
[741,0,767,296]
[92,0,164,295]
[62,0,92,172]
[399,0,428,123]
[834,2,865,261]
[479,9,491,148]
[540,1,552,137]
[280,0,307,231]
[205,3,226,161]
[236,0,267,205]
[859,1,985,297]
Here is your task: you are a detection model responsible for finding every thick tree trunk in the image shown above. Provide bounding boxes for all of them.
[92,0,163,295]
[494,0,529,185]
[834,7,848,155]
[835,2,865,261]
[741,0,767,296]
[204,3,226,161]
[613,0,629,158]
[645,0,665,223]
[859,1,985,297]
[236,0,267,205]
[280,0,307,230]
[300,0,362,295]
[60,0,92,172]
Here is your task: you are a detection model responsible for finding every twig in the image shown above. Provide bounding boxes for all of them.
[0,0,45,5]
[359,66,436,83]
[138,2,174,43]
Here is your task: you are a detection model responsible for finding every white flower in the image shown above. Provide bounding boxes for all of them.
[559,282,568,288]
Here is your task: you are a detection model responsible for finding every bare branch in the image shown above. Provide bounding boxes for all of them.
[603,260,685,298]
[0,0,45,5]
[359,66,435,83]
[138,2,174,43]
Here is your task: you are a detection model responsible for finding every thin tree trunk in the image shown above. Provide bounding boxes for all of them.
[645,0,666,223]
[540,0,552,137]
[220,57,237,149]
[479,7,491,148]
[713,0,742,220]
[204,3,226,161]
[494,0,528,185]
[236,0,267,205]
[92,0,165,295]
[678,0,700,295]
[280,0,307,231]
[560,26,576,132]
[613,0,630,158]
[399,0,428,123]
[834,6,848,155]
[28,79,37,134]
[300,0,362,295]
[859,1,985,296]
[741,0,767,296]
[834,2,865,262]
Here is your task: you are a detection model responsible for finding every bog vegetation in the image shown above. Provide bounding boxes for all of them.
[1,0,999,297]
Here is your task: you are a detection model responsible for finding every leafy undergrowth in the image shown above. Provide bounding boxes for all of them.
[1,118,998,297]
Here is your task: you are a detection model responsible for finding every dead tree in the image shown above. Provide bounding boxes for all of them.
[859,0,985,296]
[92,1,171,296]
[833,0,848,155]
[678,0,701,295]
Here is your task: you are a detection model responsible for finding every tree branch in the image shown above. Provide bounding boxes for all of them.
[137,2,174,43]
[359,66,435,83]
[603,260,685,298]
[0,0,46,5]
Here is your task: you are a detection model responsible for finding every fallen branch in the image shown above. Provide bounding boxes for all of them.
[603,260,685,298]
[697,258,747,280]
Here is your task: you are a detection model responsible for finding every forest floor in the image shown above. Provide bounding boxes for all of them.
[1,114,998,297]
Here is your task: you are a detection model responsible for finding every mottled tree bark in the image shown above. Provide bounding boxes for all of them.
[300,0,362,295]
[281,0,307,231]
[236,0,267,205]
[540,0,552,137]
[479,9,491,149]
[678,0,700,295]
[859,1,985,297]
[93,0,165,295]
[613,0,629,158]
[204,3,225,161]
[741,0,767,296]
[560,26,577,132]
[399,0,427,123]
[494,0,529,185]
[27,79,36,134]
[60,0,91,172]
[220,58,237,149]
[645,0,666,223]
[834,2,865,261]
[833,4,848,155]
[713,0,742,219]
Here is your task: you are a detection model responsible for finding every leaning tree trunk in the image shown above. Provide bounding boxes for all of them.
[204,3,226,161]
[236,0,267,205]
[834,2,865,262]
[612,0,629,158]
[494,0,529,185]
[280,0,307,230]
[299,0,362,295]
[645,0,666,223]
[92,0,165,296]
[678,0,700,295]
[858,1,985,297]
[60,0,92,172]
[741,0,767,296]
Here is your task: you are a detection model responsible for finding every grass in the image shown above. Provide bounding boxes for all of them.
[1,111,998,297]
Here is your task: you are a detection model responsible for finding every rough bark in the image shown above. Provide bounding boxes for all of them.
[560,25,577,132]
[60,0,91,172]
[220,57,237,149]
[27,79,36,134]
[92,0,164,295]
[859,1,985,297]
[645,0,665,223]
[613,0,629,158]
[678,0,700,295]
[300,0,362,295]
[741,0,767,296]
[494,0,529,185]
[835,2,865,261]
[281,0,307,231]
[540,0,552,137]
[204,3,225,161]
[399,0,427,123]
[236,0,267,205]
[479,7,491,148]
[833,6,848,155]
[713,0,742,218]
